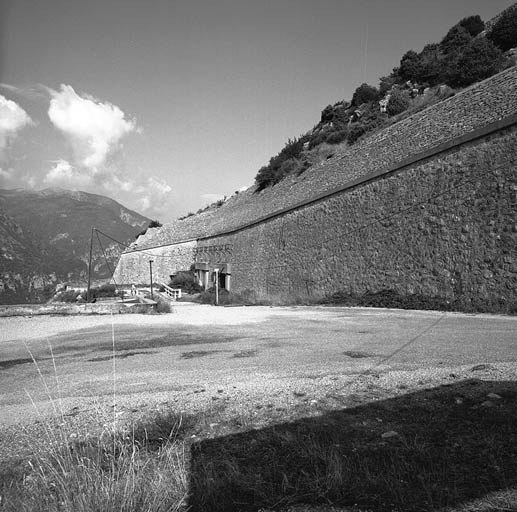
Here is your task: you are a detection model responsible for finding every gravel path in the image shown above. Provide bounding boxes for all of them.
[1,305,516,468]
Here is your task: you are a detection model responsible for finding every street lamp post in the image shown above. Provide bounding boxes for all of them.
[149,260,154,300]
[214,268,219,306]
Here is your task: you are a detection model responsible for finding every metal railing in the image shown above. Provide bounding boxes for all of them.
[161,283,182,301]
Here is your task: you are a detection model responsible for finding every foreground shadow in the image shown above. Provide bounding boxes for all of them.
[189,379,517,512]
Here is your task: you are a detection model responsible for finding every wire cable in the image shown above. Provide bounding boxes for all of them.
[95,229,119,291]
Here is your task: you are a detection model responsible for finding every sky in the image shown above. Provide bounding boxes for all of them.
[0,0,515,222]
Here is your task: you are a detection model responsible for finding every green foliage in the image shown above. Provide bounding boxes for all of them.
[155,299,171,313]
[252,9,508,190]
[53,289,81,303]
[487,6,517,51]
[351,83,380,106]
[136,220,162,239]
[319,101,349,129]
[255,136,308,190]
[325,130,348,145]
[398,50,421,81]
[445,38,505,87]
[319,289,517,314]
[178,212,195,220]
[168,271,202,294]
[347,103,384,144]
[55,283,119,303]
[307,132,327,150]
[386,89,410,116]
[41,284,56,303]
[417,43,442,84]
[309,101,351,148]
[90,283,119,299]
[395,16,507,91]
[458,15,484,37]
[379,72,399,96]
[440,25,473,55]
[347,124,368,144]
[194,287,271,306]
[320,104,334,123]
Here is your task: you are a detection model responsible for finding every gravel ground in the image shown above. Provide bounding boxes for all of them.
[1,305,516,471]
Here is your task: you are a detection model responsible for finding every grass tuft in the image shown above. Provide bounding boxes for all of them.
[0,410,196,512]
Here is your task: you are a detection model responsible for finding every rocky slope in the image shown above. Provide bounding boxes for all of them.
[0,188,149,303]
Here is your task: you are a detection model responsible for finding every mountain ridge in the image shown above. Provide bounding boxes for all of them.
[0,188,150,304]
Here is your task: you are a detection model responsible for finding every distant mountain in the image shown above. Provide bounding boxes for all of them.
[0,188,150,304]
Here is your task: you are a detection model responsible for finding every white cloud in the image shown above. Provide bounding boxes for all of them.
[48,84,136,171]
[44,159,91,188]
[45,159,74,182]
[134,177,173,216]
[0,94,32,160]
[111,175,135,192]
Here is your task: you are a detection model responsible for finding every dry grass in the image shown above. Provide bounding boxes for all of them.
[0,420,190,512]
[2,381,517,512]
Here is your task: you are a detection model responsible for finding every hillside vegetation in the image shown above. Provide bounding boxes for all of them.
[255,7,517,190]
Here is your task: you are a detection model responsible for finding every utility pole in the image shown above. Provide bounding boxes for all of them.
[86,227,94,302]
[214,268,219,306]
[149,260,154,299]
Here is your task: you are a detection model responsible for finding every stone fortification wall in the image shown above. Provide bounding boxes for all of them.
[133,66,517,250]
[113,241,195,285]
[204,128,517,310]
[114,68,517,311]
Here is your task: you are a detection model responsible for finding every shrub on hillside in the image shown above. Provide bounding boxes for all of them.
[136,220,162,239]
[308,132,327,150]
[487,5,517,51]
[319,101,349,129]
[251,10,509,191]
[90,283,119,299]
[351,83,380,106]
[379,73,399,96]
[458,15,485,37]
[398,50,422,82]
[169,271,202,294]
[416,43,442,85]
[194,287,270,306]
[347,103,384,144]
[154,295,172,313]
[386,89,410,116]
[53,289,81,303]
[325,130,348,145]
[320,104,334,123]
[445,38,505,87]
[440,25,473,55]
[41,284,56,303]
[255,136,308,190]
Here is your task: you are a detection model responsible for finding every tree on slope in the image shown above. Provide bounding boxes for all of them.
[446,38,505,88]
[487,6,517,51]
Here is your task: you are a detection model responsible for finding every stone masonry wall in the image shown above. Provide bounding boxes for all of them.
[114,68,517,312]
[201,127,517,310]
[114,126,517,311]
[113,241,196,285]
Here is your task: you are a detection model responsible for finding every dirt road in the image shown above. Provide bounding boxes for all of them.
[1,304,516,428]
